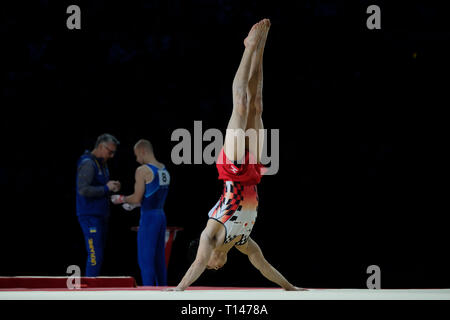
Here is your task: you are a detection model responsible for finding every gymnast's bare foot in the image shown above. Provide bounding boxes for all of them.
[257,19,271,51]
[244,20,266,51]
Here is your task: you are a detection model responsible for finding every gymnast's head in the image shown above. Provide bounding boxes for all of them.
[206,250,228,271]
[188,239,228,271]
[133,139,154,164]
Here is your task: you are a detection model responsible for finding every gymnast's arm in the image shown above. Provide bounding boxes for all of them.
[172,228,216,291]
[124,165,148,205]
[236,237,306,291]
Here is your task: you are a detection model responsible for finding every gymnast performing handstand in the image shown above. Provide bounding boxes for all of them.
[172,19,306,291]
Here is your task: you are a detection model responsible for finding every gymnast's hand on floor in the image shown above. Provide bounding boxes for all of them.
[164,287,184,291]
[286,286,308,291]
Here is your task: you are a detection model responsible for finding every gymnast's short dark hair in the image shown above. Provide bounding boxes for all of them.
[187,238,220,272]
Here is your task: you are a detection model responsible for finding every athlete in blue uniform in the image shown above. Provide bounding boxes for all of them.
[111,139,170,286]
[76,133,121,276]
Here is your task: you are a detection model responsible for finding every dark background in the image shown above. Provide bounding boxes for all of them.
[0,0,448,289]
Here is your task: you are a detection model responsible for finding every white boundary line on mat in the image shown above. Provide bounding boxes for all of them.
[1,288,450,300]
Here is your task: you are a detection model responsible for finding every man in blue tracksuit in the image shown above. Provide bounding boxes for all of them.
[111,139,169,286]
[76,133,121,277]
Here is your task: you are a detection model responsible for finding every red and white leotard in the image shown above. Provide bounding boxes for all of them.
[216,148,265,186]
[208,148,265,245]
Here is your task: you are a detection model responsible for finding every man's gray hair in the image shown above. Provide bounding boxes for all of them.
[95,133,120,148]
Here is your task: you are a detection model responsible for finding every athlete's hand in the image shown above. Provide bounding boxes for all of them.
[122,203,140,211]
[286,286,308,291]
[164,287,185,291]
[107,180,121,192]
[111,194,125,204]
